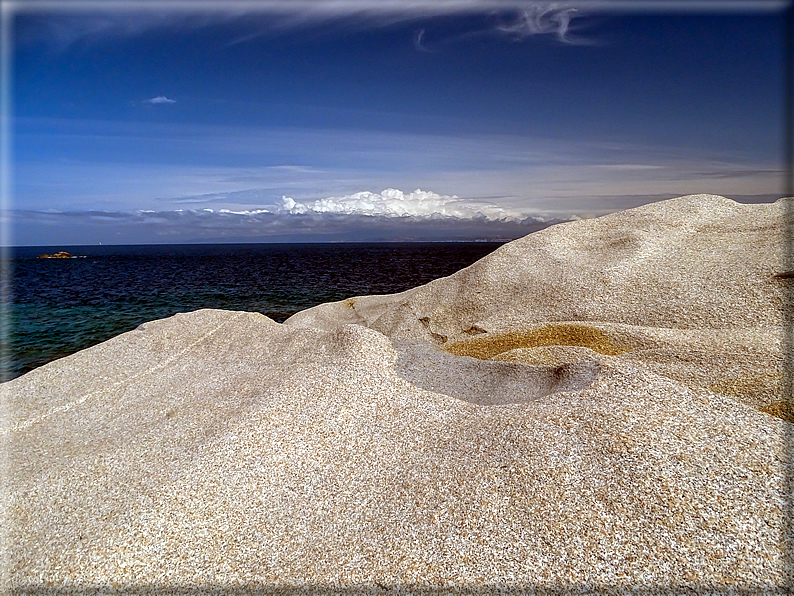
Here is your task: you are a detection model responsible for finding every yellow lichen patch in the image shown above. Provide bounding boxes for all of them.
[708,372,784,413]
[758,400,794,423]
[490,345,601,366]
[445,323,627,360]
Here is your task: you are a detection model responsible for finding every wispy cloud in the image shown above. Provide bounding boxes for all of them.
[590,164,666,171]
[14,1,785,52]
[143,96,176,105]
[413,28,430,51]
[264,165,323,173]
[15,115,785,220]
[167,188,278,205]
[496,4,585,44]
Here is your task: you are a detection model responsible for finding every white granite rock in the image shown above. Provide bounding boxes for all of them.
[2,195,791,594]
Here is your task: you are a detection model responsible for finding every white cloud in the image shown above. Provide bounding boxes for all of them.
[15,1,784,53]
[279,188,530,220]
[15,117,784,220]
[12,205,562,245]
[496,5,583,44]
[143,96,176,105]
[15,1,786,17]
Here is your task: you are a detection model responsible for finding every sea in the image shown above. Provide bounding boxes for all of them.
[4,242,505,381]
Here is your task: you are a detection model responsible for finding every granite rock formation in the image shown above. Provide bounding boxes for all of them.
[287,194,788,417]
[2,194,791,594]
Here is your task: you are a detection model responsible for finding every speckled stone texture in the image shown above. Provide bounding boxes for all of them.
[2,195,791,595]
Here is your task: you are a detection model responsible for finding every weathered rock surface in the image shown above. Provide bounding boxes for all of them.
[287,194,789,415]
[2,195,791,594]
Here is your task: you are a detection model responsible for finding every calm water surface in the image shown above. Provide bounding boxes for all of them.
[5,242,505,380]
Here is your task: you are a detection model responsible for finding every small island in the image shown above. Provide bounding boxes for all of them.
[37,251,73,259]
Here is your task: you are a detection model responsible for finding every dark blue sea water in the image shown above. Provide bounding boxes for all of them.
[4,242,504,381]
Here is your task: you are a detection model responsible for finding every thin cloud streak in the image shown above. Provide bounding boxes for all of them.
[13,1,786,50]
[15,117,784,218]
[12,1,787,13]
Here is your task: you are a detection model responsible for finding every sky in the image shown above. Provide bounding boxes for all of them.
[3,0,791,245]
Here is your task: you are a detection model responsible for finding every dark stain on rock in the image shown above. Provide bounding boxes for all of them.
[418,316,448,344]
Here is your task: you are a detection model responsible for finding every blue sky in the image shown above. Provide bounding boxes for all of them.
[4,0,790,244]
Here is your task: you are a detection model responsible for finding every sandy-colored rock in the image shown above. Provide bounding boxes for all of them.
[37,251,72,259]
[288,194,789,414]
[289,194,785,334]
[2,195,791,594]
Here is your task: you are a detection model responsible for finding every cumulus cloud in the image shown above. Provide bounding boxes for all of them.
[278,188,530,220]
[143,96,176,105]
[14,187,784,245]
[11,203,564,245]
